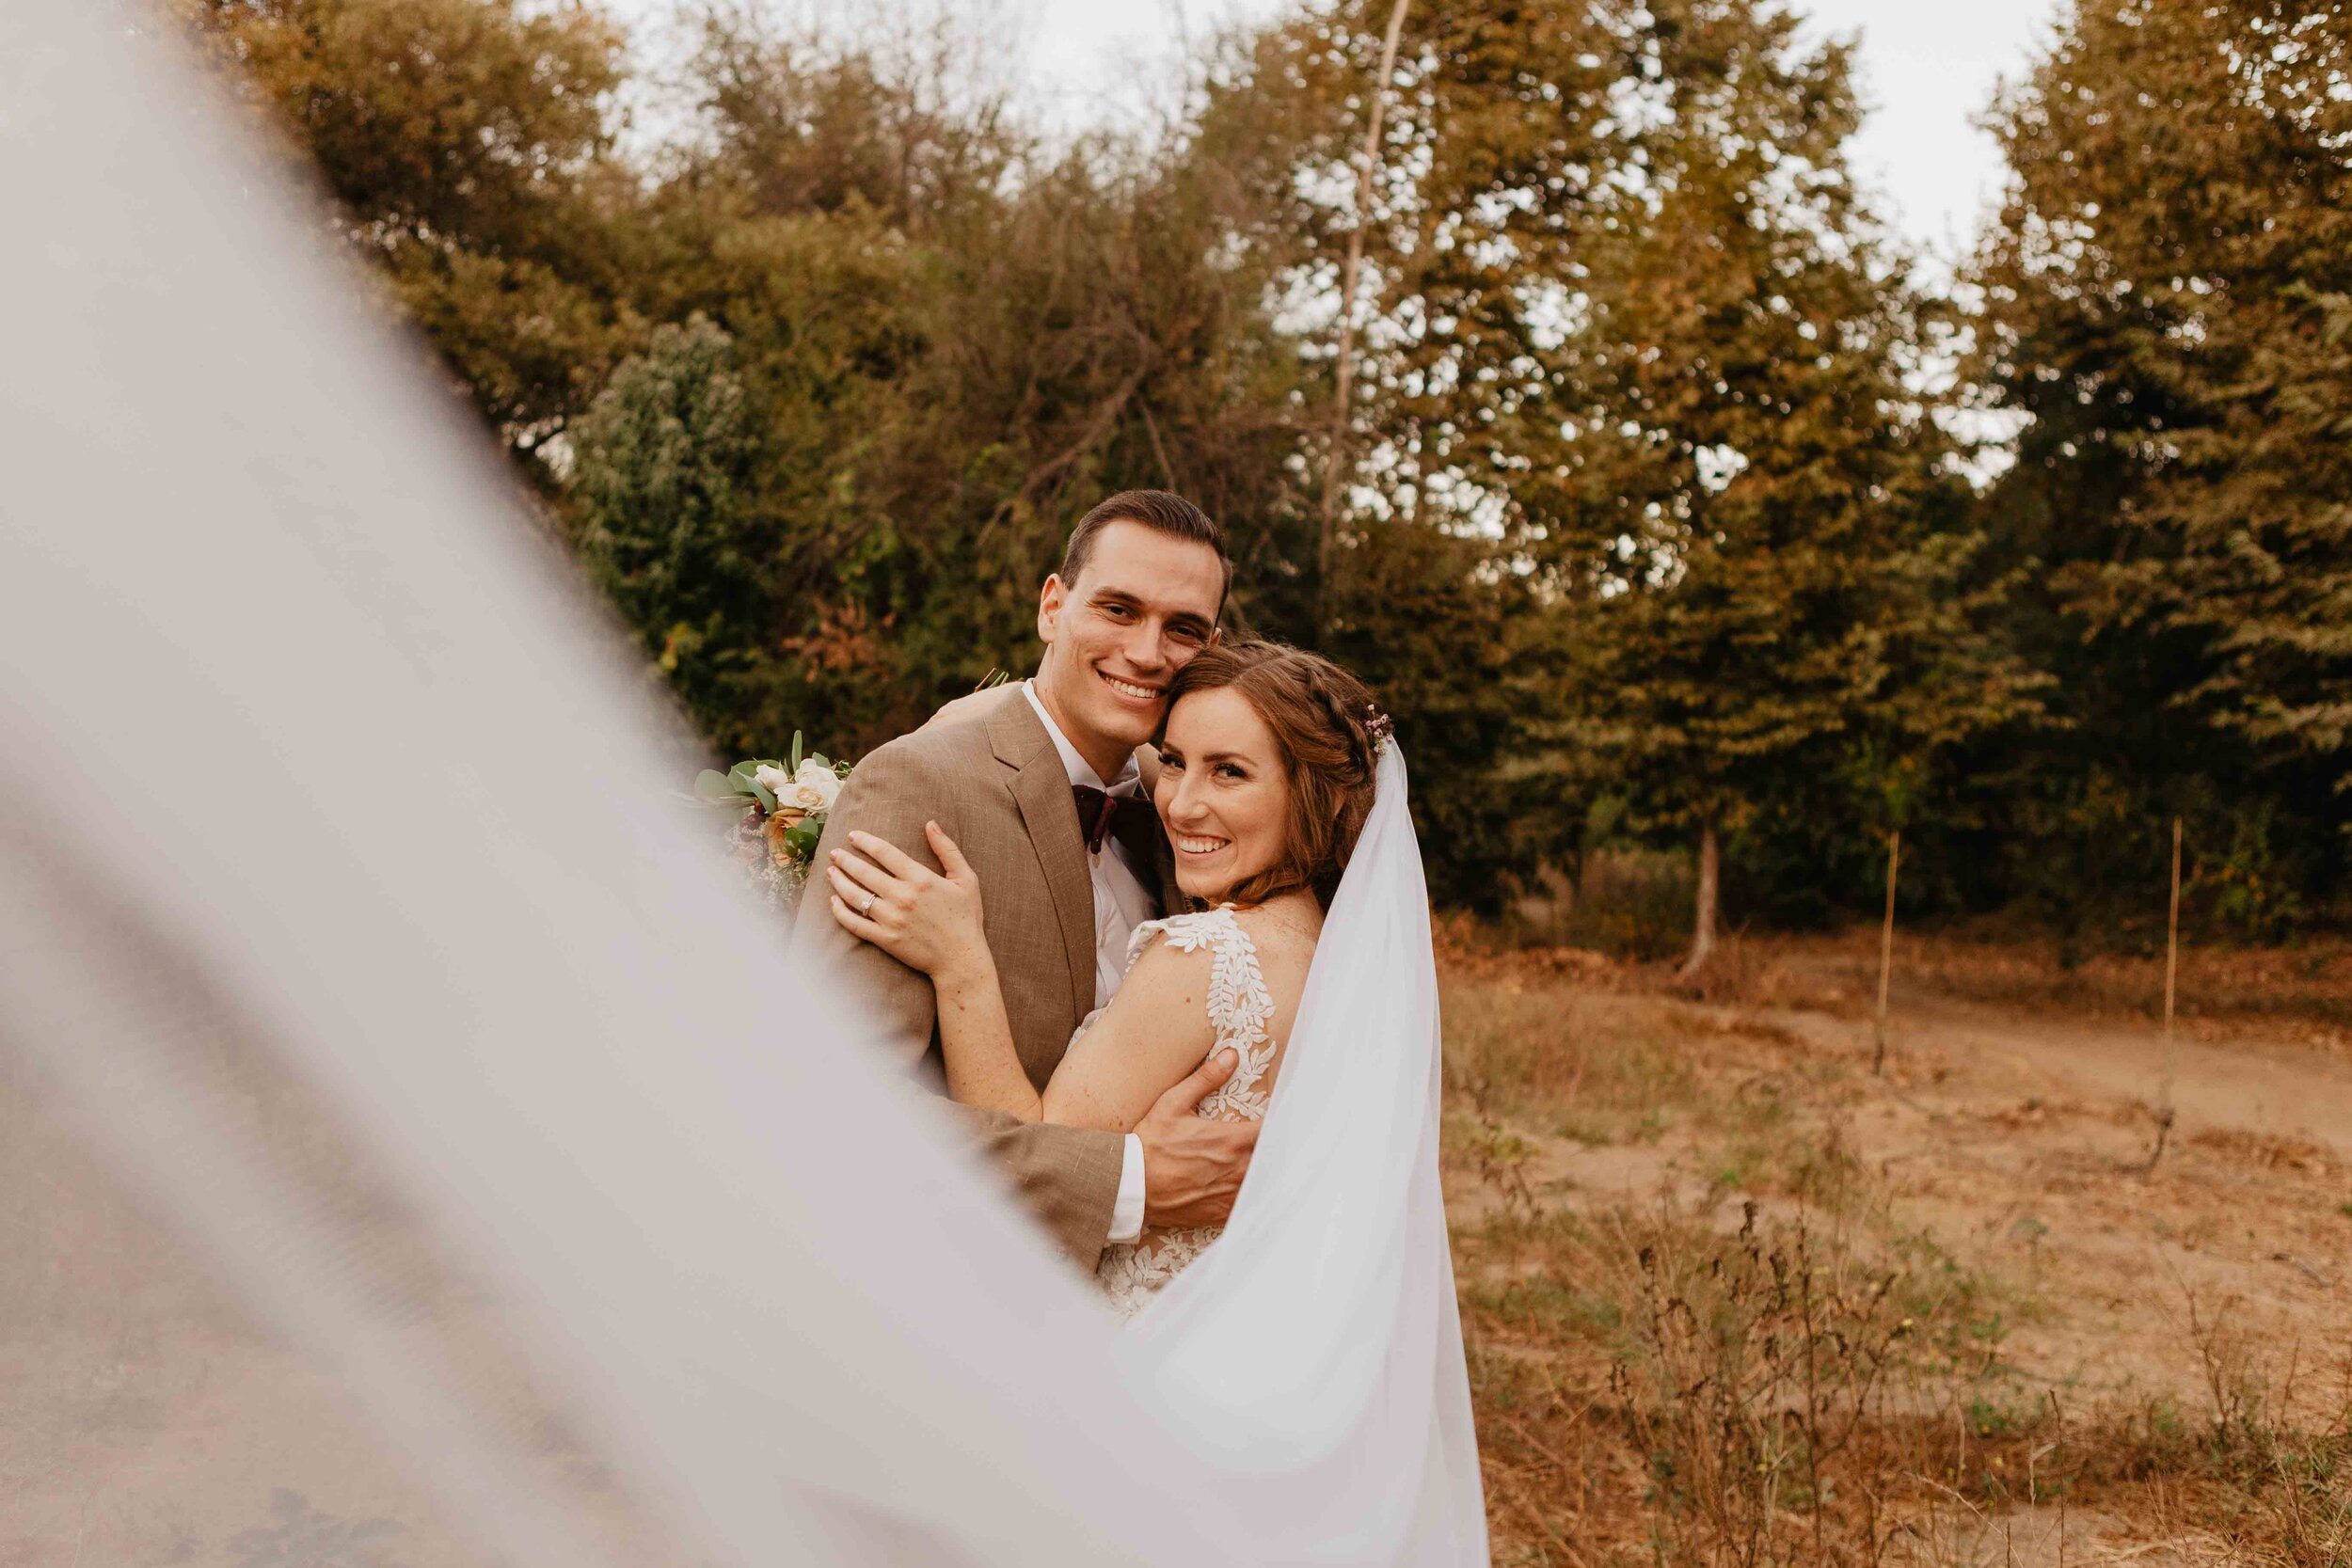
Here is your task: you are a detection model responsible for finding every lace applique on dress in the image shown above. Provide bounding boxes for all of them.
[1092,906,1276,1320]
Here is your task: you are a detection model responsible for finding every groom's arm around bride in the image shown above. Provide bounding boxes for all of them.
[794,694,1252,1265]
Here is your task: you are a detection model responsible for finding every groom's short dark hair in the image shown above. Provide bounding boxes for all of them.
[1059,490,1232,616]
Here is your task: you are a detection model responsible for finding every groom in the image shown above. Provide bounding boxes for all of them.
[793,491,1258,1267]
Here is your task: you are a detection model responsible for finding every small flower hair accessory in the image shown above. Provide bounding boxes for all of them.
[1364,703,1394,756]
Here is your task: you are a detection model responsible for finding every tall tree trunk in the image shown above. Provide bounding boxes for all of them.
[1678,818,1719,980]
[1315,0,1412,633]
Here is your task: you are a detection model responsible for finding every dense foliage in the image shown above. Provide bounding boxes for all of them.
[175,0,2350,946]
[1950,0,2352,948]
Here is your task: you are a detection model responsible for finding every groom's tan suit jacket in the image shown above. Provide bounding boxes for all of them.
[793,685,1178,1266]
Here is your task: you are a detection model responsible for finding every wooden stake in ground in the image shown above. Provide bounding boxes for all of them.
[1872,829,1899,1076]
[1315,0,1412,626]
[2148,816,2185,1170]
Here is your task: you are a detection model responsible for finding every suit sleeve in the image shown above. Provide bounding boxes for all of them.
[791,741,1126,1267]
[954,1104,1125,1270]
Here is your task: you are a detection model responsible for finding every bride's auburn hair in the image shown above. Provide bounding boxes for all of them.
[1164,641,1385,909]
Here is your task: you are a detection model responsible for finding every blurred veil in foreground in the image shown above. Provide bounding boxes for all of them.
[0,4,1481,1564]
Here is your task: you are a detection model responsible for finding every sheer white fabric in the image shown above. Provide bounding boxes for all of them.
[0,5,1486,1566]
[1120,748,1486,1564]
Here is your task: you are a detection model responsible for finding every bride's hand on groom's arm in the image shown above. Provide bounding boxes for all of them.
[1136,1051,1259,1230]
[825,824,988,982]
[831,824,1047,1123]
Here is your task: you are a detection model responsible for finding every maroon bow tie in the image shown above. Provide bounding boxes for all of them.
[1072,784,1158,864]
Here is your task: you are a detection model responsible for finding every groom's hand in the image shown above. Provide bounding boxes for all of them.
[1136,1049,1260,1230]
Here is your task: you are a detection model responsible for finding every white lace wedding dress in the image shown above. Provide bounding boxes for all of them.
[1090,906,1278,1318]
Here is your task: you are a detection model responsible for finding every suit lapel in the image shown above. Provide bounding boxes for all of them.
[990,697,1097,1024]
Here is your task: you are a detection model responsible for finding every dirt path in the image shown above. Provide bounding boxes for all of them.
[1762,993,2352,1160]
[1448,954,2352,1565]
[1726,987,2352,1437]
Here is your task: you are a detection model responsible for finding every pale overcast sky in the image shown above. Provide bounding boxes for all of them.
[1794,0,2065,267]
[1012,0,2068,266]
[612,0,2066,265]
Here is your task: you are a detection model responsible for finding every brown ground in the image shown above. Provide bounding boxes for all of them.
[4,930,2345,1566]
[1445,927,2352,1566]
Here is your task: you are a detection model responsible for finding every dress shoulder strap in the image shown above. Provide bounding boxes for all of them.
[1120,906,1219,961]
[1122,908,1252,1012]
[1123,909,1278,1117]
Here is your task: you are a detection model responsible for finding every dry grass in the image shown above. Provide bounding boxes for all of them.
[1449,911,2352,1056]
[1719,928,2352,1057]
[1440,945,2352,1566]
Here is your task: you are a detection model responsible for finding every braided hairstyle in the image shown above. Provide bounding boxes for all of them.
[1161,641,1387,909]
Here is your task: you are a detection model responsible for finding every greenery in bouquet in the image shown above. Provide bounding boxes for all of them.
[694,732,850,910]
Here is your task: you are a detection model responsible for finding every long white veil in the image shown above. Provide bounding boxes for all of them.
[1124,746,1486,1563]
[0,5,1483,1564]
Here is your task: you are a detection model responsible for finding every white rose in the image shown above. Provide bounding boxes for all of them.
[753,764,795,802]
[788,759,843,813]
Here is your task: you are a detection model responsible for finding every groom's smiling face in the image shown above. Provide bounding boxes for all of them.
[1034,519,1224,776]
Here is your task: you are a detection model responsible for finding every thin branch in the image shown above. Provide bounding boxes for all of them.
[975,356,1153,555]
[2147,816,2185,1171]
[1872,829,1899,1075]
[1137,397,1182,494]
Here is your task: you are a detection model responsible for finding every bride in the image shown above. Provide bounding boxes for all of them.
[824,640,1387,1316]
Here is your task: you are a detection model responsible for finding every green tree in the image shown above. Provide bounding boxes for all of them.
[1186,0,1662,899]
[608,8,1328,754]
[1188,1,2047,926]
[176,0,640,452]
[1552,0,2041,974]
[568,315,772,750]
[1979,1,2352,784]
[1965,0,2352,939]
[184,0,2278,933]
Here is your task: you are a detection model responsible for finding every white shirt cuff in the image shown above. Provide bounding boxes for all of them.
[1107,1132,1146,1245]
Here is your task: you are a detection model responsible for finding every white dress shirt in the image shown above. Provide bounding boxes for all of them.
[1020,681,1154,1246]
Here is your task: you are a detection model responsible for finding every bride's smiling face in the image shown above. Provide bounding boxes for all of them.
[1154,688,1292,901]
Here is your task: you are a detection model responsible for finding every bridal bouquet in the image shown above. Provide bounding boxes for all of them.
[694,732,850,912]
